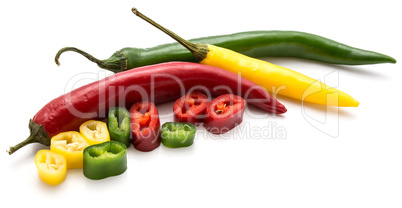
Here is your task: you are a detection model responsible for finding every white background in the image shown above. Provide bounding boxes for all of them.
[1,0,401,207]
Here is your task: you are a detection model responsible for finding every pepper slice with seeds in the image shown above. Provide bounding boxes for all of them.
[173,92,209,125]
[35,150,67,185]
[130,101,161,152]
[204,94,246,134]
[80,120,110,145]
[50,131,89,168]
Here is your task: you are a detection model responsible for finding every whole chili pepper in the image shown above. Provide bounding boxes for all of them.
[79,120,110,145]
[35,150,67,186]
[83,141,127,180]
[204,94,247,134]
[161,122,197,148]
[55,32,396,73]
[129,101,161,152]
[50,131,89,168]
[173,92,209,125]
[132,8,359,107]
[108,107,131,147]
[7,62,286,155]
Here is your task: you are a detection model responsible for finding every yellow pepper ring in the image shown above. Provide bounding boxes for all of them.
[35,150,67,186]
[79,120,110,145]
[50,131,89,169]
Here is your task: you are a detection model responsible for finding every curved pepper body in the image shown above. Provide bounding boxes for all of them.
[123,31,395,69]
[32,62,286,139]
[9,62,286,155]
[201,45,360,107]
[58,31,396,73]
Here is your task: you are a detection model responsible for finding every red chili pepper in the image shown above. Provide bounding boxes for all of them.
[204,94,246,134]
[173,92,209,125]
[129,101,161,152]
[8,62,286,155]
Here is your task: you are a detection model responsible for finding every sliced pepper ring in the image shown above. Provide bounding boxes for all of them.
[83,141,127,180]
[50,131,89,169]
[79,120,110,145]
[35,150,67,186]
[108,107,131,147]
[161,122,197,148]
[130,101,161,152]
[173,92,209,125]
[204,94,246,134]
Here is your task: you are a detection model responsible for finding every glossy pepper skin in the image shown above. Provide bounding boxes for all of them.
[8,62,285,155]
[83,141,127,180]
[132,8,359,107]
[173,92,209,125]
[204,94,247,134]
[130,101,161,152]
[201,45,359,107]
[50,131,89,168]
[55,30,396,73]
[161,122,197,148]
[108,107,131,147]
[35,150,67,186]
[79,120,110,145]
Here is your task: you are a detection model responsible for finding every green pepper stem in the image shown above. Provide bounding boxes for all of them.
[131,7,209,62]
[54,47,127,73]
[7,120,50,155]
[55,47,104,66]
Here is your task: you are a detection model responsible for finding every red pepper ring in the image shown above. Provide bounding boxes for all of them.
[204,94,247,134]
[129,101,161,152]
[173,92,209,125]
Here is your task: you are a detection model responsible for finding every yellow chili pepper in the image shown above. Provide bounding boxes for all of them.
[50,131,89,168]
[79,120,110,145]
[132,8,359,107]
[35,150,67,186]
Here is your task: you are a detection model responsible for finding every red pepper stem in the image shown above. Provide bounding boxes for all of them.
[7,120,50,155]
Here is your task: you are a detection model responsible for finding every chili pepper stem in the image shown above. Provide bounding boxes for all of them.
[54,47,127,73]
[131,8,209,62]
[7,120,50,155]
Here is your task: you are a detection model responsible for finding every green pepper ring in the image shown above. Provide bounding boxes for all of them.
[83,141,127,180]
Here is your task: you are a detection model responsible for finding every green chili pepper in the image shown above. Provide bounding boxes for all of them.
[83,141,127,180]
[55,31,396,73]
[108,107,131,147]
[161,122,197,148]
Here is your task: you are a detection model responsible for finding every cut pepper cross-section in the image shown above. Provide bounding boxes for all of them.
[161,122,197,148]
[50,131,89,168]
[35,150,67,186]
[83,141,127,180]
[130,101,161,152]
[215,99,241,114]
[173,92,209,125]
[80,120,110,145]
[204,94,247,134]
[108,107,131,147]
